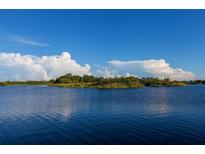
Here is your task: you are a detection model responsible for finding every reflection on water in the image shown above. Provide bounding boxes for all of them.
[0,86,92,121]
[1,85,205,144]
[144,88,172,116]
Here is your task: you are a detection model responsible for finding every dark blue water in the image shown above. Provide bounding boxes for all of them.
[0,85,205,144]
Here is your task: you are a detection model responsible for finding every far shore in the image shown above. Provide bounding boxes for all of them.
[1,73,204,89]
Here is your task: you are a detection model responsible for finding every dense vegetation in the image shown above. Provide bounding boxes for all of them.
[0,81,49,86]
[1,73,205,88]
[49,73,186,88]
[184,80,205,85]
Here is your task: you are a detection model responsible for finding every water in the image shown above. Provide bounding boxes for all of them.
[0,85,205,144]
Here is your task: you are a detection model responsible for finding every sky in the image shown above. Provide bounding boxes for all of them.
[0,9,205,81]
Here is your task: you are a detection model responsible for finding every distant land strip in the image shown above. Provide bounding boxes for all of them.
[0,73,205,88]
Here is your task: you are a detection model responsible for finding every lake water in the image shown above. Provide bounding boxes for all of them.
[0,85,205,144]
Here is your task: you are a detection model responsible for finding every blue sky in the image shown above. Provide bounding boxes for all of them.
[0,10,205,80]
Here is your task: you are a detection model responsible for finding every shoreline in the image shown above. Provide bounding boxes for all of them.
[1,74,204,89]
[0,82,187,89]
[1,82,205,89]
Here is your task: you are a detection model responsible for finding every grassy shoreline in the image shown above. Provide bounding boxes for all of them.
[0,82,187,88]
[0,74,189,89]
[2,73,205,89]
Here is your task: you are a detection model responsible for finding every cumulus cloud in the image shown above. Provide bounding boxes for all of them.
[0,51,196,81]
[97,59,195,80]
[95,66,118,78]
[0,52,91,81]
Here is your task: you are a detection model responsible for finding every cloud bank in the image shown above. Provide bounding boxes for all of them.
[0,52,91,81]
[105,59,196,81]
[0,51,196,81]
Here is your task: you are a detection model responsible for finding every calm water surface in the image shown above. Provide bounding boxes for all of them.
[0,85,205,144]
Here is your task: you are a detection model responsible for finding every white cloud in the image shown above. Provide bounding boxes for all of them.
[95,66,118,78]
[0,51,196,81]
[0,52,91,81]
[102,59,196,80]
[10,34,50,47]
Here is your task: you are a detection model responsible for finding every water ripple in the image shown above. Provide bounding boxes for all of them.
[1,86,205,144]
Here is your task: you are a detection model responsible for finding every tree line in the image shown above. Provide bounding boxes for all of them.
[49,73,186,88]
[1,73,205,88]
